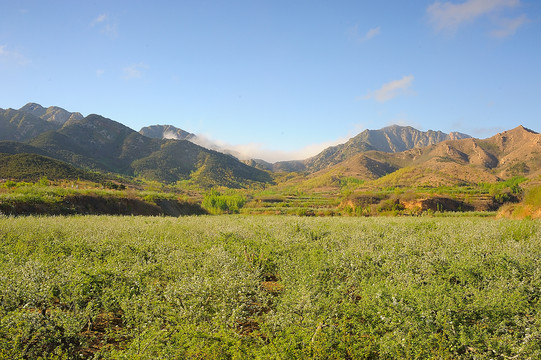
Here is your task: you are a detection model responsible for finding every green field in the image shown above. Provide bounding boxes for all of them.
[1,215,540,359]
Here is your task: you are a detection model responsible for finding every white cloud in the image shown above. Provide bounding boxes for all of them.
[490,14,529,38]
[0,45,30,66]
[95,69,105,77]
[91,13,107,26]
[163,130,180,140]
[91,13,118,38]
[362,75,415,103]
[427,0,520,32]
[123,63,148,79]
[348,25,381,43]
[363,27,381,41]
[190,134,350,163]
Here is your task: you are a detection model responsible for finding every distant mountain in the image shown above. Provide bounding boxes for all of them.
[1,106,272,188]
[3,102,537,190]
[140,124,245,159]
[139,124,195,141]
[0,103,84,142]
[26,113,152,173]
[19,102,83,126]
[303,125,540,189]
[274,125,472,172]
[242,159,274,172]
[0,108,58,141]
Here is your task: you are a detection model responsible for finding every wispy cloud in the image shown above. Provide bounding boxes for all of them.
[362,75,415,103]
[123,63,148,79]
[348,25,381,43]
[427,0,527,36]
[91,13,118,38]
[95,69,105,77]
[91,13,107,26]
[190,134,350,163]
[363,27,381,41]
[490,14,529,38]
[427,0,519,31]
[0,45,30,66]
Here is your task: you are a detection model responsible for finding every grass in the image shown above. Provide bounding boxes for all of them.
[497,185,541,219]
[0,215,539,358]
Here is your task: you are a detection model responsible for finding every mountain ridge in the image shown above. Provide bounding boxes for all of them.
[1,102,539,190]
[272,125,472,172]
[19,102,84,126]
[0,106,273,188]
[300,125,541,190]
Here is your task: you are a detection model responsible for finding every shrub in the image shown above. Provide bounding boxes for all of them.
[202,189,246,214]
[524,186,541,206]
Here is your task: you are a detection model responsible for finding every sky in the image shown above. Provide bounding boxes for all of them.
[0,0,540,162]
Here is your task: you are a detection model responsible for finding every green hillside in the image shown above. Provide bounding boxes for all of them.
[0,153,104,182]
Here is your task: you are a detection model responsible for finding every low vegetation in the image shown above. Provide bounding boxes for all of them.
[0,216,539,358]
[1,172,539,218]
[0,153,105,183]
[202,189,247,214]
[498,184,541,219]
[0,179,205,216]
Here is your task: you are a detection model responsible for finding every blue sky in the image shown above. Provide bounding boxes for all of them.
[1,0,540,161]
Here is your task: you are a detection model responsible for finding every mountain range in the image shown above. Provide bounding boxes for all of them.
[300,125,540,191]
[246,125,471,173]
[0,104,271,187]
[0,103,539,189]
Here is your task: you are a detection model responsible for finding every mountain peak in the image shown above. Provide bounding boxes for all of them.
[383,124,414,130]
[19,102,83,126]
[513,125,537,134]
[139,124,195,141]
[20,102,46,116]
[493,125,539,140]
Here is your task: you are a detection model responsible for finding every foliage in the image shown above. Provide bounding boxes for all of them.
[0,216,540,358]
[479,176,527,196]
[102,181,126,190]
[202,189,246,214]
[0,153,105,182]
[498,185,541,219]
[524,185,541,206]
[0,183,205,216]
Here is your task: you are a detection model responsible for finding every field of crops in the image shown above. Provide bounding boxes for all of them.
[0,215,540,359]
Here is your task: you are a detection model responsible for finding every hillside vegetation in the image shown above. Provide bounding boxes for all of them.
[0,180,206,216]
[0,153,105,182]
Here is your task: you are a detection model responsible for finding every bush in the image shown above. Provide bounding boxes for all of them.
[2,180,17,188]
[524,186,541,206]
[202,189,246,214]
